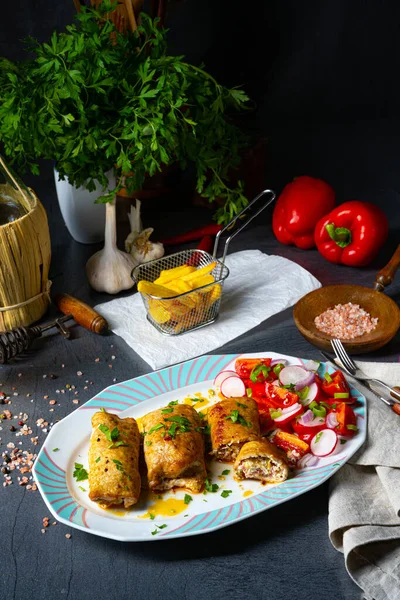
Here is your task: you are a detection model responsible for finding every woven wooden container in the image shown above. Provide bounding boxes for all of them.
[0,157,51,330]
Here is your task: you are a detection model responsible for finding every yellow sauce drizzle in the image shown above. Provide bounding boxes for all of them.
[243,490,253,498]
[183,394,210,409]
[139,497,187,519]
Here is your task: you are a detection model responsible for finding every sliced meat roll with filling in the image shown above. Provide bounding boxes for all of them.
[234,438,289,483]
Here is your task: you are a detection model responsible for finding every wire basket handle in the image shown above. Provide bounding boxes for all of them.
[212,189,276,263]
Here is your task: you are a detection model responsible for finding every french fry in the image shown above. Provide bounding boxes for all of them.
[155,265,196,284]
[188,274,215,291]
[148,299,171,324]
[165,279,192,294]
[181,262,217,282]
[138,280,195,309]
[207,283,222,304]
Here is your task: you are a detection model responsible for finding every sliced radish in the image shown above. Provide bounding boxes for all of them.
[304,360,320,372]
[273,403,303,423]
[220,376,246,398]
[298,382,319,406]
[326,412,339,429]
[281,402,302,415]
[279,366,309,387]
[214,370,239,388]
[310,429,338,457]
[297,453,319,469]
[298,413,326,428]
[272,380,281,387]
[270,359,288,367]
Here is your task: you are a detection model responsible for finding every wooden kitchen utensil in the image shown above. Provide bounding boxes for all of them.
[293,245,400,354]
[0,294,108,363]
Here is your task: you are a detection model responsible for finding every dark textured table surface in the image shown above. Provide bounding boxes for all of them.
[1,157,399,600]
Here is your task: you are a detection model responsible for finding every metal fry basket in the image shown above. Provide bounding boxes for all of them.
[132,189,276,335]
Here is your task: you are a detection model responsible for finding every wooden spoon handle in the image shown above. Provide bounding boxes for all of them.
[55,294,108,335]
[374,244,400,291]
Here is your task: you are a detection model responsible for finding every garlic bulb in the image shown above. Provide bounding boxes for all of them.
[86,198,135,294]
[125,199,164,264]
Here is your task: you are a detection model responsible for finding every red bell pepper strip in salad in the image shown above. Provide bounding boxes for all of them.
[333,402,358,436]
[314,201,388,267]
[321,370,350,397]
[272,176,336,249]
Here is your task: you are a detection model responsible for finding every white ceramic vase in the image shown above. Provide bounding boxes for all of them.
[54,169,116,244]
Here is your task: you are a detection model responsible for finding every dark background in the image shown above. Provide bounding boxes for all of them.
[0,4,399,600]
[0,0,399,232]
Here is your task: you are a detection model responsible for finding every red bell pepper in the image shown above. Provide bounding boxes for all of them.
[272,176,336,249]
[273,431,309,466]
[314,201,388,266]
[333,402,357,436]
[292,416,326,437]
[321,370,350,397]
[235,358,272,380]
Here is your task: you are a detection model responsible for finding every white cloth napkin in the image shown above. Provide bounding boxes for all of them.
[95,250,321,369]
[329,361,400,600]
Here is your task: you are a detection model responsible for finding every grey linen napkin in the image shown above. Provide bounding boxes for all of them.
[328,361,400,600]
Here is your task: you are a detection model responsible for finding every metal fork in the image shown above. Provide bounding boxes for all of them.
[331,339,400,403]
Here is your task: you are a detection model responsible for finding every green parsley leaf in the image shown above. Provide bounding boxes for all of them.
[156,524,167,530]
[78,486,86,492]
[100,407,106,413]
[161,407,174,414]
[145,441,152,446]
[151,529,159,536]
[98,424,120,443]
[236,402,247,409]
[95,457,101,463]
[221,469,230,476]
[52,448,59,452]
[205,478,219,493]
[149,513,155,520]
[190,397,204,403]
[73,463,88,482]
[168,401,179,406]
[184,494,193,505]
[148,423,166,434]
[221,490,232,498]
[340,439,347,445]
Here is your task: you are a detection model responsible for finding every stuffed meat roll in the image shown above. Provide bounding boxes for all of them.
[234,438,289,483]
[88,411,141,508]
[208,398,260,462]
[142,404,206,493]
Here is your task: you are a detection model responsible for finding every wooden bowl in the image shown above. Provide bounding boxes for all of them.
[293,284,400,354]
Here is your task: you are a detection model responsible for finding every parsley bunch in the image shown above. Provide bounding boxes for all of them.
[0,1,250,224]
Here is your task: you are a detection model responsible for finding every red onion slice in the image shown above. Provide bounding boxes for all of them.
[270,359,288,367]
[281,402,302,415]
[304,360,320,372]
[295,371,315,391]
[297,453,319,469]
[326,412,339,429]
[299,409,314,424]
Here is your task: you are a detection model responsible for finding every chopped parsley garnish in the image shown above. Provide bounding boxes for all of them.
[151,529,159,536]
[224,410,251,427]
[161,407,174,414]
[203,424,211,435]
[52,448,59,452]
[190,397,204,403]
[95,457,101,463]
[112,459,131,479]
[168,400,179,406]
[73,463,88,482]
[149,513,155,520]
[236,401,247,409]
[98,424,119,443]
[205,478,219,493]
[163,415,192,438]
[100,407,106,413]
[221,490,232,498]
[221,469,230,476]
[314,431,323,443]
[198,411,206,420]
[184,494,193,505]
[78,486,86,492]
[340,439,347,445]
[148,423,166,435]
[157,524,167,530]
[145,441,152,446]
[108,440,129,449]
